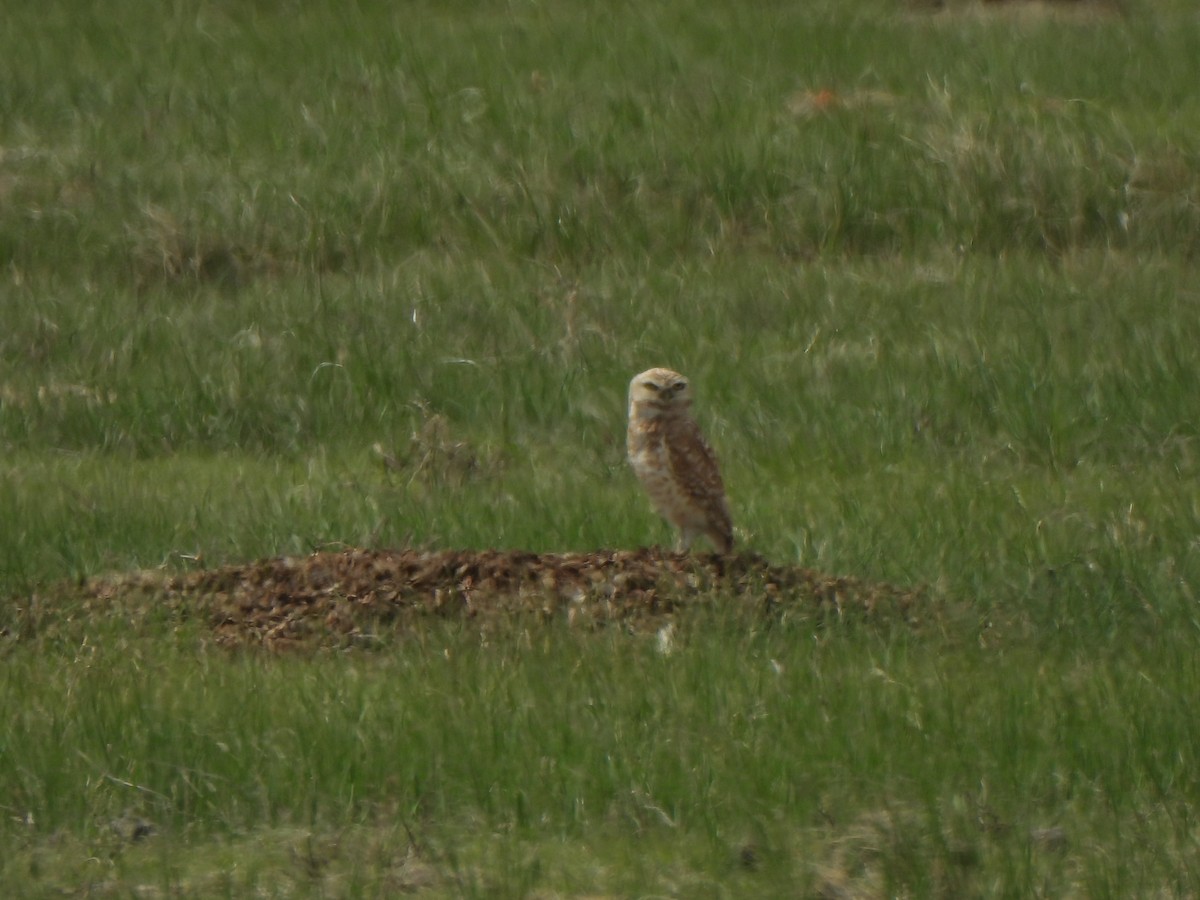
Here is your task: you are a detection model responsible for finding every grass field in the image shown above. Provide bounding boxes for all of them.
[3,0,1200,895]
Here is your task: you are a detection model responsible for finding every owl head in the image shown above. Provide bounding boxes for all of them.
[629,367,691,416]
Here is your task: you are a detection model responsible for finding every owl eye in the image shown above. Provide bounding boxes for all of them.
[671,382,687,393]
[642,381,661,392]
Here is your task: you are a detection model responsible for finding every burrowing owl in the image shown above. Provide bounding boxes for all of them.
[627,367,733,553]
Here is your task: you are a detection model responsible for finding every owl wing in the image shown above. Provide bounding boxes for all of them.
[666,418,733,531]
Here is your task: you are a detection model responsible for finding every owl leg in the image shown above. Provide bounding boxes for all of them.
[677,527,698,554]
[706,527,734,555]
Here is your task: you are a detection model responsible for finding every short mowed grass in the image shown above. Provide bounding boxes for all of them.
[3,0,1200,895]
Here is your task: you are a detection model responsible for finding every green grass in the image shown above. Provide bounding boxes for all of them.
[3,0,1200,895]
[4,605,1199,896]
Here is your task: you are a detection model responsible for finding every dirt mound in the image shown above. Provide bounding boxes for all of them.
[83,548,924,649]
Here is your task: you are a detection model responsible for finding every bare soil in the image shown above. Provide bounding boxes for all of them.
[78,548,925,649]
